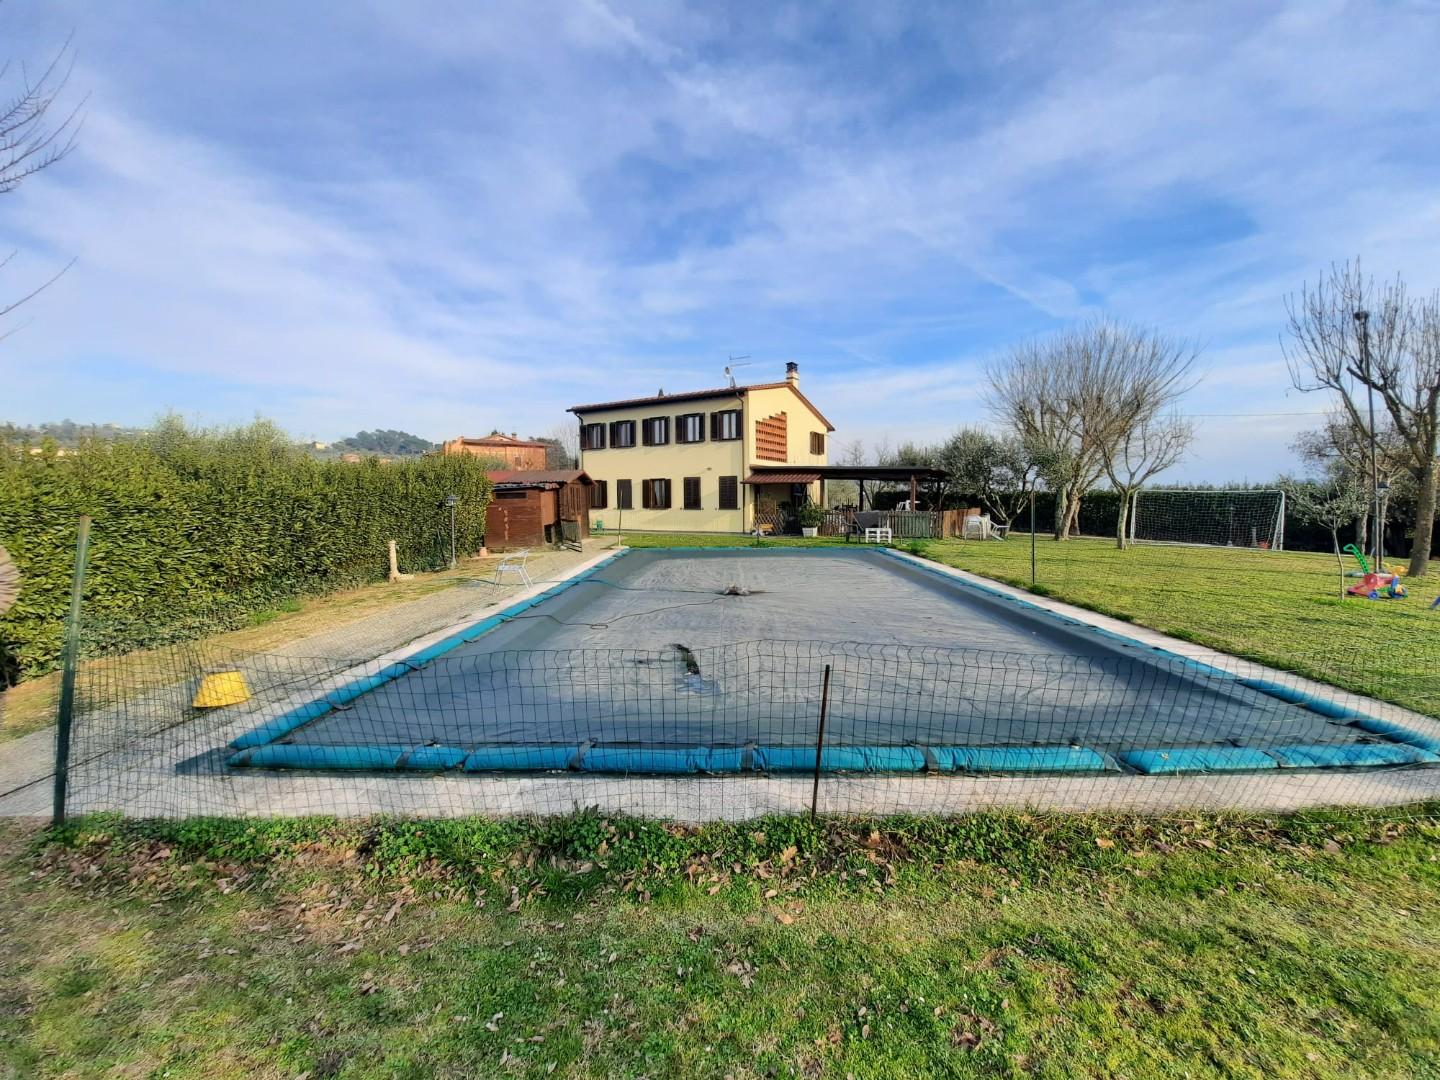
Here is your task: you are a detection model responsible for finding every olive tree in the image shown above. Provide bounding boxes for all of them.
[986,320,1198,540]
[1285,261,1440,577]
[1278,474,1370,597]
[1292,414,1409,553]
[936,428,1035,526]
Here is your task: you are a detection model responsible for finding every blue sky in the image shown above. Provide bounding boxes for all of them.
[4,0,1440,481]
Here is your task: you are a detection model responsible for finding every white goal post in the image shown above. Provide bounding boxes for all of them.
[1128,489,1286,550]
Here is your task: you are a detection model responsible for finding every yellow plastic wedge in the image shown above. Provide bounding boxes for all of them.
[193,670,251,708]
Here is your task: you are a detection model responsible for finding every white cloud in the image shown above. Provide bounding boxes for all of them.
[2,0,1439,478]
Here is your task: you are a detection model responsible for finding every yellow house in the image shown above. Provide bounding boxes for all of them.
[569,362,835,533]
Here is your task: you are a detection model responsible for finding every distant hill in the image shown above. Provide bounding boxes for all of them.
[330,430,437,456]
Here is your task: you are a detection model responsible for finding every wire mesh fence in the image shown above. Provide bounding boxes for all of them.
[19,633,1440,823]
[920,519,1440,725]
[5,518,1439,826]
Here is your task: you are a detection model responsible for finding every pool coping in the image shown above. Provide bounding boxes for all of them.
[221,545,1440,777]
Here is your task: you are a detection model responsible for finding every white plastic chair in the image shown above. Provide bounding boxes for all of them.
[492,548,534,587]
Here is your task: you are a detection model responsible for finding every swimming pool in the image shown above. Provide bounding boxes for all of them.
[226,548,1440,776]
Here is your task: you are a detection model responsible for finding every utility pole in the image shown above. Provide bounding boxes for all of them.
[1354,310,1384,569]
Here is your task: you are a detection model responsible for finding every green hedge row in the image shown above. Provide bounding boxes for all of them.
[0,418,491,682]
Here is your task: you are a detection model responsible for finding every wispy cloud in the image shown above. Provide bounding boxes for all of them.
[2,0,1439,475]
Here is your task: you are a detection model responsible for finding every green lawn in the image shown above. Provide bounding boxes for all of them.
[618,533,1440,719]
[5,810,1440,1079]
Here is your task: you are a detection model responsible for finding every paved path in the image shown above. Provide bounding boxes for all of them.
[0,542,615,814]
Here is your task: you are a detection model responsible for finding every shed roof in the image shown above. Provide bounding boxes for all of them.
[488,469,593,486]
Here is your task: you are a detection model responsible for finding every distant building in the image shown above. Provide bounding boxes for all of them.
[441,432,548,471]
[309,440,328,451]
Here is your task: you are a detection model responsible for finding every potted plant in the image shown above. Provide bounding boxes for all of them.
[797,502,825,538]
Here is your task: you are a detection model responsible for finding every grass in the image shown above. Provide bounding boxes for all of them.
[619,532,1440,719]
[0,554,504,744]
[5,808,1440,1078]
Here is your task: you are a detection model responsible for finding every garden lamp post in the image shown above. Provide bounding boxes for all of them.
[1354,310,1383,569]
[445,494,458,570]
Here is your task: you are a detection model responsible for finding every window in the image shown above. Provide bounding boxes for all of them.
[609,420,636,448]
[579,423,606,451]
[590,480,607,509]
[642,416,670,446]
[642,478,671,509]
[683,476,701,509]
[711,409,741,440]
[718,476,739,510]
[810,432,825,455]
[495,490,526,500]
[677,413,706,444]
[616,479,633,510]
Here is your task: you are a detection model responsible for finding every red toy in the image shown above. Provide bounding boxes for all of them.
[1347,571,1398,597]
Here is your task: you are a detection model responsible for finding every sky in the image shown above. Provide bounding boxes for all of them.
[3,0,1440,482]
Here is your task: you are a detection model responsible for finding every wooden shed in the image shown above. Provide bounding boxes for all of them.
[485,470,594,550]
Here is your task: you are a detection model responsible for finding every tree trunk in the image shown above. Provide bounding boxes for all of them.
[1331,528,1345,598]
[1052,482,1069,540]
[1115,491,1130,549]
[1062,492,1082,540]
[1408,455,1438,578]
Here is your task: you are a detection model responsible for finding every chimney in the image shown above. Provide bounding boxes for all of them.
[785,361,799,387]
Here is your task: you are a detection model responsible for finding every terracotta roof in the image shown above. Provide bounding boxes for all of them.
[456,433,549,448]
[489,469,592,486]
[568,381,835,431]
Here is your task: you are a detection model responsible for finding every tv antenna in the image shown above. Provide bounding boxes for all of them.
[723,354,752,387]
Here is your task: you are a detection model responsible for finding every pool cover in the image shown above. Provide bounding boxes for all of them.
[227,549,1440,775]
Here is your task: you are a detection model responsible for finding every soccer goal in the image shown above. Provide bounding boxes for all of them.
[1128,489,1286,550]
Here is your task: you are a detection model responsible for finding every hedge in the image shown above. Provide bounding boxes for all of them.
[0,418,491,682]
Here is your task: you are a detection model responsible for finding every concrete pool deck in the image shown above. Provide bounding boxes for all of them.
[3,544,1439,822]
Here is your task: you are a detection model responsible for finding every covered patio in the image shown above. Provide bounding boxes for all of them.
[742,464,959,537]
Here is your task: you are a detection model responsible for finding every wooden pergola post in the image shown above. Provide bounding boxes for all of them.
[909,474,918,510]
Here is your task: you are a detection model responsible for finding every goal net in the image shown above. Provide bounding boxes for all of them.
[1129,489,1285,550]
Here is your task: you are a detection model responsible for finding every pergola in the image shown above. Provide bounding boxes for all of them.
[742,464,949,511]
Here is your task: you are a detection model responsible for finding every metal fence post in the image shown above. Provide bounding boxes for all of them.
[1029,489,1037,588]
[810,663,832,821]
[53,515,92,828]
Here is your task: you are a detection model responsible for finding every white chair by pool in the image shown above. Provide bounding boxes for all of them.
[492,548,534,587]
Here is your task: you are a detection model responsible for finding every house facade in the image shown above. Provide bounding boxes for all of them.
[441,433,548,470]
[568,362,834,533]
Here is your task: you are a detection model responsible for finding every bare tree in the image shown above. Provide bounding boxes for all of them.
[987,320,1199,540]
[1285,261,1440,577]
[1,30,84,322]
[825,438,866,507]
[547,422,579,470]
[1104,415,1194,548]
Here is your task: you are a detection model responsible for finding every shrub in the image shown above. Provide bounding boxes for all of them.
[0,417,491,680]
